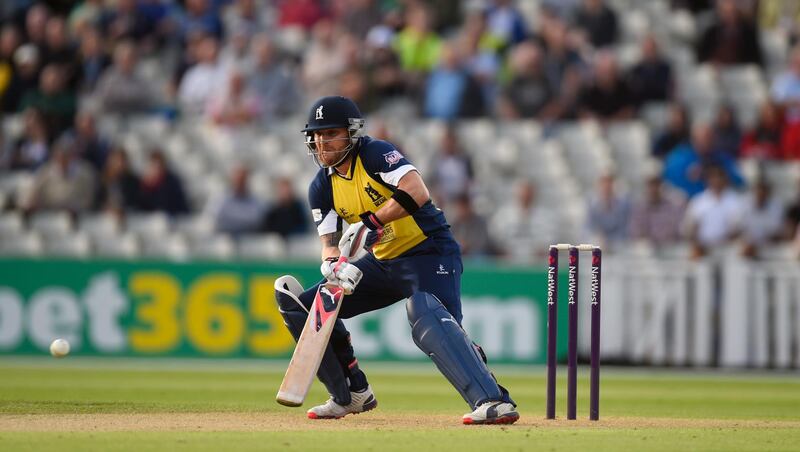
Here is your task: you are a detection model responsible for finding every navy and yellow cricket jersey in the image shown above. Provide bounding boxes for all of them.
[309,137,450,260]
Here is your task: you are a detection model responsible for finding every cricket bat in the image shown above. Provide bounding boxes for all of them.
[276,282,345,407]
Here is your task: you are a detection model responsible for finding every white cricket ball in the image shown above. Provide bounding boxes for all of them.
[50,338,70,358]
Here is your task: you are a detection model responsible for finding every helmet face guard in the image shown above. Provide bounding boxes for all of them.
[301,96,365,169]
[305,118,366,168]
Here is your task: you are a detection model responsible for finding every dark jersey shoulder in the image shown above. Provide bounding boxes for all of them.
[357,136,412,187]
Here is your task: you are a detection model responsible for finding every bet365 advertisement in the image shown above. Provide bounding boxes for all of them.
[0,259,565,364]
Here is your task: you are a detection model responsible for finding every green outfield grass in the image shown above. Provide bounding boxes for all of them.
[0,358,798,451]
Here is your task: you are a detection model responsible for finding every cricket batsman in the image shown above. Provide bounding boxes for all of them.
[274,96,519,424]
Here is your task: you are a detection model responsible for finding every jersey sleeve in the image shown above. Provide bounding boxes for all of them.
[360,140,417,188]
[308,170,341,236]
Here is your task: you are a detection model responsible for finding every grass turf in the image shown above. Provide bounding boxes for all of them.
[0,358,798,451]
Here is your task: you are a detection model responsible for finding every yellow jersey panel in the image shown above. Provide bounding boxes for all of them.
[330,156,426,260]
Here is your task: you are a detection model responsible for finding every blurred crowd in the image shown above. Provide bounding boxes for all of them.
[2,0,800,262]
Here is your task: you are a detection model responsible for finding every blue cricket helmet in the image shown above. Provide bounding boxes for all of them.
[302,96,366,168]
[302,96,363,133]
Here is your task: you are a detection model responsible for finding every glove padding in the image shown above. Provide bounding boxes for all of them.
[319,256,363,295]
[359,211,384,251]
[338,222,369,260]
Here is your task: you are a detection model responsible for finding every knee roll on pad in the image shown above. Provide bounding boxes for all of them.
[274,275,308,313]
[406,292,502,408]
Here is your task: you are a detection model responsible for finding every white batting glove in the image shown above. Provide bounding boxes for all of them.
[320,256,342,283]
[339,222,368,260]
[335,262,363,295]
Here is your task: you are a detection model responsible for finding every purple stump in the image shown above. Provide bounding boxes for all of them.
[590,247,602,421]
[567,246,578,420]
[546,246,558,419]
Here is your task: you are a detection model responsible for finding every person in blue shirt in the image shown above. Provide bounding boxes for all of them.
[273,96,518,425]
[664,122,744,198]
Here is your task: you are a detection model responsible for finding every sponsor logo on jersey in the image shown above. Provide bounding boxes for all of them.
[383,150,403,166]
[437,264,449,275]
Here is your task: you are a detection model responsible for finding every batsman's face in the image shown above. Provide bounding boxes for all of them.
[313,128,350,166]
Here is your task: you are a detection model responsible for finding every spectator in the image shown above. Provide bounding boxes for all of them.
[484,0,527,48]
[628,35,673,105]
[24,135,96,214]
[784,180,800,240]
[712,104,742,158]
[95,146,140,214]
[362,25,405,100]
[3,43,40,113]
[42,15,77,88]
[68,0,105,37]
[246,33,300,124]
[772,45,800,158]
[262,177,308,238]
[20,63,76,137]
[302,20,349,98]
[574,0,618,49]
[538,14,584,116]
[497,42,558,120]
[771,44,800,122]
[0,24,22,106]
[277,0,326,31]
[3,107,50,171]
[696,0,762,66]
[67,111,110,171]
[95,40,155,115]
[652,103,690,158]
[664,122,745,198]
[208,166,265,237]
[683,166,744,259]
[178,35,226,116]
[740,101,784,159]
[101,0,155,45]
[75,27,110,94]
[24,3,50,52]
[490,179,559,261]
[450,194,497,258]
[138,150,190,216]
[577,51,635,121]
[629,174,685,248]
[223,0,272,40]
[459,10,502,107]
[586,172,632,250]
[740,180,784,258]
[393,4,442,74]
[339,68,377,113]
[218,28,251,70]
[173,0,223,43]
[206,69,261,128]
[428,125,474,206]
[423,41,486,120]
[339,0,382,39]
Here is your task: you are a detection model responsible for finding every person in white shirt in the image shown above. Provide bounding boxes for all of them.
[739,180,783,258]
[178,35,227,115]
[683,165,744,259]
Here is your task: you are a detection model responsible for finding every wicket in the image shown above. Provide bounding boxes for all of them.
[546,244,602,421]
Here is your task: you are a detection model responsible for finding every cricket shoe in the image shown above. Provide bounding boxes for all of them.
[462,401,519,425]
[307,385,377,419]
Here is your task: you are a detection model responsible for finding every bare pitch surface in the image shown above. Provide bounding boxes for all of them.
[0,359,798,451]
